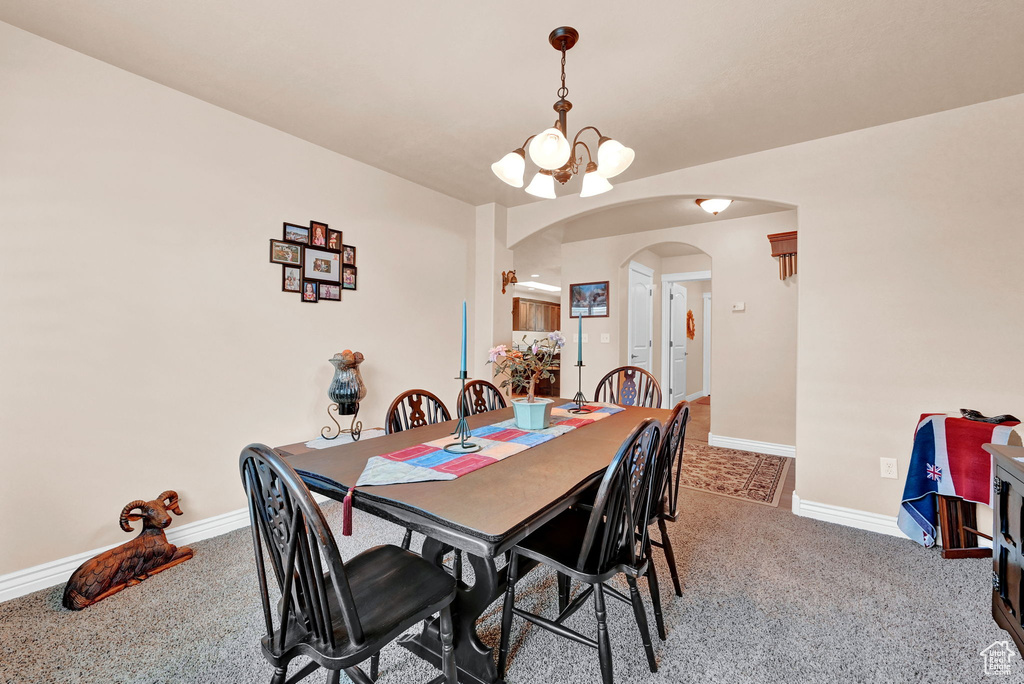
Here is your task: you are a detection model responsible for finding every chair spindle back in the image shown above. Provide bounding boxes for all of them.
[654,401,690,523]
[385,390,451,434]
[594,366,663,408]
[578,418,662,573]
[458,379,507,417]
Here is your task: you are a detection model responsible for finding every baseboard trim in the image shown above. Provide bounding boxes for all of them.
[792,493,906,538]
[685,391,706,402]
[708,433,796,459]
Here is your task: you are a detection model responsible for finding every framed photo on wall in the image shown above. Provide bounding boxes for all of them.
[282,266,301,292]
[342,244,356,266]
[342,265,357,290]
[303,247,341,283]
[310,221,329,247]
[327,229,343,251]
[569,281,609,318]
[301,280,319,303]
[270,239,303,266]
[320,283,341,301]
[283,223,310,244]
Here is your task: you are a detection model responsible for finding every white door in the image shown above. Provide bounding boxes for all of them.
[703,291,712,395]
[669,282,687,404]
[627,262,653,371]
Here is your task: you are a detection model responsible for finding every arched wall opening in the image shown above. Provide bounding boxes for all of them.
[510,195,799,455]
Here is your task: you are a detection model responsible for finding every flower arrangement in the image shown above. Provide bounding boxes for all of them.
[489,331,566,403]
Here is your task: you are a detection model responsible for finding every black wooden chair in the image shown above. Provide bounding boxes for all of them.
[457,379,507,417]
[384,389,452,435]
[594,366,662,408]
[642,400,691,639]
[239,444,457,684]
[497,418,663,684]
[383,389,461,579]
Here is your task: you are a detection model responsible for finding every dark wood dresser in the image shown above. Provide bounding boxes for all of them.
[986,443,1024,653]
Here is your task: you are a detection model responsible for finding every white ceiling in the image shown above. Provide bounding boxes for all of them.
[3,2,1023,207]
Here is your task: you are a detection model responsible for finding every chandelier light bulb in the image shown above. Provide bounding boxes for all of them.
[696,198,733,215]
[524,171,557,199]
[491,149,526,187]
[579,162,613,198]
[528,128,571,170]
[596,138,635,178]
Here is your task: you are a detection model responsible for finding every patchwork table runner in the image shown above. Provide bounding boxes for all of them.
[897,413,1019,547]
[354,402,624,487]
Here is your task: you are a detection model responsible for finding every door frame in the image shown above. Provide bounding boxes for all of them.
[660,281,688,408]
[703,291,712,396]
[627,261,655,373]
[660,270,712,406]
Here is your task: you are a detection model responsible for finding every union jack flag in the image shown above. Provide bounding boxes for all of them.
[926,464,942,482]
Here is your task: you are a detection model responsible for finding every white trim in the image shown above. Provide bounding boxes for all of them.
[702,292,712,395]
[792,493,906,538]
[661,270,711,282]
[708,432,796,459]
[686,390,706,402]
[629,260,655,277]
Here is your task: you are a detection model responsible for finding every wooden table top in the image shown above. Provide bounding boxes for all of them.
[278,401,670,555]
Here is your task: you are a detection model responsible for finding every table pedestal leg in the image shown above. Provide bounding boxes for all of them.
[399,538,502,684]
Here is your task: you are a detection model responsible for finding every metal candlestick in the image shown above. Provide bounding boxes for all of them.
[321,403,363,441]
[444,371,482,454]
[569,361,591,414]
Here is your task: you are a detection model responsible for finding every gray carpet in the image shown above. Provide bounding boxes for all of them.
[0,484,1015,684]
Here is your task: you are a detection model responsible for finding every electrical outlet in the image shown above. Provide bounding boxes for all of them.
[582,333,589,343]
[573,334,578,343]
[880,457,898,479]
[600,333,610,343]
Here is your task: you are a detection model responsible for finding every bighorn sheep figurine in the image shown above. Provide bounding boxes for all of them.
[62,491,194,610]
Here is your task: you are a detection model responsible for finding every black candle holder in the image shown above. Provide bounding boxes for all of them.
[445,371,482,454]
[569,361,591,414]
[321,402,363,441]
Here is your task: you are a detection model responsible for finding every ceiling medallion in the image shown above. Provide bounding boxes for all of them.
[491,27,634,199]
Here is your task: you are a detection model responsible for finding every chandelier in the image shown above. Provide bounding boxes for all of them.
[491,27,635,199]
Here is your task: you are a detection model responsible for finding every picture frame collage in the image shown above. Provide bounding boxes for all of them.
[270,219,357,303]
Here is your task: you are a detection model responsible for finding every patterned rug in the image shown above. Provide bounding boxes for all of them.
[680,442,792,507]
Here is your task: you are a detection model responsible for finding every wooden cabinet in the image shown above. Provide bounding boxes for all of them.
[512,297,561,332]
[990,444,1024,653]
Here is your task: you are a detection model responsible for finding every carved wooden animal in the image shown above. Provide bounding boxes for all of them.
[62,491,194,610]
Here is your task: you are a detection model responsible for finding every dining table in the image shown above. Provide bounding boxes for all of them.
[277,400,671,684]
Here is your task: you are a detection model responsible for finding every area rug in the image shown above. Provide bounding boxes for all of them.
[680,442,791,507]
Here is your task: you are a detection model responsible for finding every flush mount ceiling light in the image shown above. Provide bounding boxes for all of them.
[491,27,634,199]
[696,198,733,215]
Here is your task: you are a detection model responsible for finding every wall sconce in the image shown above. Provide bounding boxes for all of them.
[501,270,518,294]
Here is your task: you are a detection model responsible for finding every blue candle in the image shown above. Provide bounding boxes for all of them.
[461,301,467,374]
[577,315,583,364]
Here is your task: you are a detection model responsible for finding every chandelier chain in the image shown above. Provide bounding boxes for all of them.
[557,44,568,99]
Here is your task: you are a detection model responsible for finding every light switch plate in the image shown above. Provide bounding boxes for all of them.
[600,333,610,343]
[732,302,745,312]
[573,334,578,343]
[582,333,589,343]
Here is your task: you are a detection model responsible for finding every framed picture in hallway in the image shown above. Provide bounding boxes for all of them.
[569,281,609,318]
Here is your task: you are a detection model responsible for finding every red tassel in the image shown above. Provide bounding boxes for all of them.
[342,487,354,536]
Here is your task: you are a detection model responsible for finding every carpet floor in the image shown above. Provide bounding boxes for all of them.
[0,484,1012,683]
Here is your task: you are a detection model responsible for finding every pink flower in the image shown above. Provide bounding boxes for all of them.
[488,344,508,363]
[532,343,539,355]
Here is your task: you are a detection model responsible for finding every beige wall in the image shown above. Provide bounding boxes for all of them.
[0,24,475,575]
[510,93,1024,518]
[561,212,799,446]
